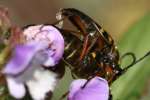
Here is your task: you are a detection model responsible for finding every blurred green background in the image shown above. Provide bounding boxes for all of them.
[0,0,150,100]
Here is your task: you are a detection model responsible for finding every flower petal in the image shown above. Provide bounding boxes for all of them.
[3,24,64,99]
[6,76,26,99]
[26,67,59,100]
[23,25,64,66]
[43,56,55,67]
[42,25,64,64]
[2,41,48,75]
[68,77,109,100]
[5,51,59,99]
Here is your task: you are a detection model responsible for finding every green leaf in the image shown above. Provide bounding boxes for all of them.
[111,12,150,100]
[53,68,73,100]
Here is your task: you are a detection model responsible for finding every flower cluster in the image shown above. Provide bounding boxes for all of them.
[0,11,109,99]
[2,25,64,99]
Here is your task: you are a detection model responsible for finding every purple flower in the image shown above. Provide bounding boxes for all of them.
[2,25,64,99]
[68,77,109,100]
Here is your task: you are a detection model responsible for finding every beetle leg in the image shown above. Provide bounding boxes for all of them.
[78,33,97,61]
[79,33,99,61]
[80,64,104,89]
[81,76,95,89]
[59,29,84,41]
[80,66,103,89]
[59,91,69,100]
[62,59,77,79]
[65,40,74,50]
[80,57,106,88]
[85,37,98,54]
[67,50,77,59]
[79,35,89,61]
[109,91,113,100]
[92,22,114,46]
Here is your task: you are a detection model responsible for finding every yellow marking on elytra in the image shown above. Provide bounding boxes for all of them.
[91,52,96,58]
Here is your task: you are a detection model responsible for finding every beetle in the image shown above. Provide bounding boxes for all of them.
[52,8,150,100]
[54,8,150,83]
[55,8,122,83]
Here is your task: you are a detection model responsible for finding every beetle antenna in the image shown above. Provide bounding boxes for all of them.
[122,51,150,72]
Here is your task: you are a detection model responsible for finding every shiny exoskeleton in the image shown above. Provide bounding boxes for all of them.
[53,8,150,100]
[54,8,150,86]
[55,8,124,84]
